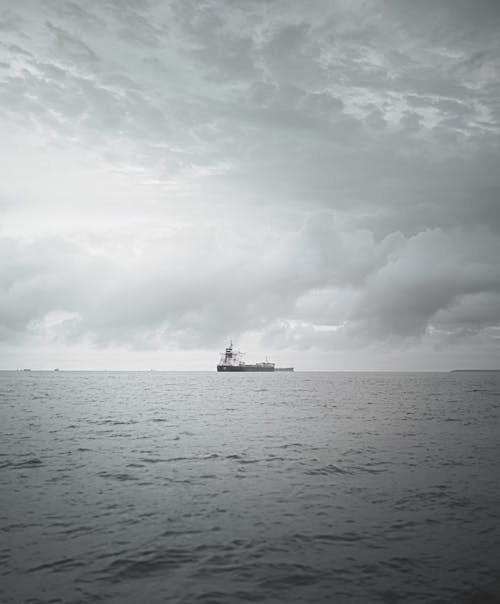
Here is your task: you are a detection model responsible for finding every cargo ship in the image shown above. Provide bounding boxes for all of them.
[217,341,293,372]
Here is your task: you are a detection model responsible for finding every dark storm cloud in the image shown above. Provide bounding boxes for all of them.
[0,0,499,364]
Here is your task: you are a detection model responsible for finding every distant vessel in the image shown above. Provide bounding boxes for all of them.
[217,341,293,372]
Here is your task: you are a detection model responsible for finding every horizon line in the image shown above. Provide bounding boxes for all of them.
[1,368,499,373]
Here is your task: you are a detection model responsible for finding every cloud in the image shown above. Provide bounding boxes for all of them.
[350,228,500,339]
[2,214,498,357]
[260,225,500,348]
[0,0,499,367]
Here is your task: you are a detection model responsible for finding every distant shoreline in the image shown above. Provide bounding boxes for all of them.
[450,369,500,372]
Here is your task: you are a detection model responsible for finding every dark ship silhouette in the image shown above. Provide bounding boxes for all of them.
[217,341,293,372]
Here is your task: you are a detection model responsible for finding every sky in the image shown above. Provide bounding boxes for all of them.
[1,0,500,370]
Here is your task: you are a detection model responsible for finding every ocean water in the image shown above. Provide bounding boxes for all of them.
[1,370,499,604]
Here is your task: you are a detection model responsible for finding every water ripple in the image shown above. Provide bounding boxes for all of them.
[1,370,499,604]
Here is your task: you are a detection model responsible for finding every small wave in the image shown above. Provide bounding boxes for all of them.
[314,531,362,543]
[277,442,304,450]
[2,522,39,532]
[352,464,388,474]
[4,458,44,469]
[104,547,200,581]
[305,463,351,476]
[97,471,138,481]
[28,557,86,573]
[139,453,220,464]
[395,488,457,510]
[161,528,204,537]
[259,565,322,588]
[389,520,417,530]
[61,525,93,537]
[139,456,177,463]
[192,590,228,602]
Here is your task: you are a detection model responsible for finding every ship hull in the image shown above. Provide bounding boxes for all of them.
[217,364,275,372]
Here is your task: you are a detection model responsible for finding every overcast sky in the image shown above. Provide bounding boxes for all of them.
[1,0,499,370]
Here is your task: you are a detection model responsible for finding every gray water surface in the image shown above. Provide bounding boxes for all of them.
[1,371,499,603]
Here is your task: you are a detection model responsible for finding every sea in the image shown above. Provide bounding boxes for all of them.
[1,370,499,604]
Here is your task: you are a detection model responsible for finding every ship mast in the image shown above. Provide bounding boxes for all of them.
[224,341,233,364]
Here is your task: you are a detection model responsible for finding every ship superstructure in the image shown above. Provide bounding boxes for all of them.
[217,341,275,372]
